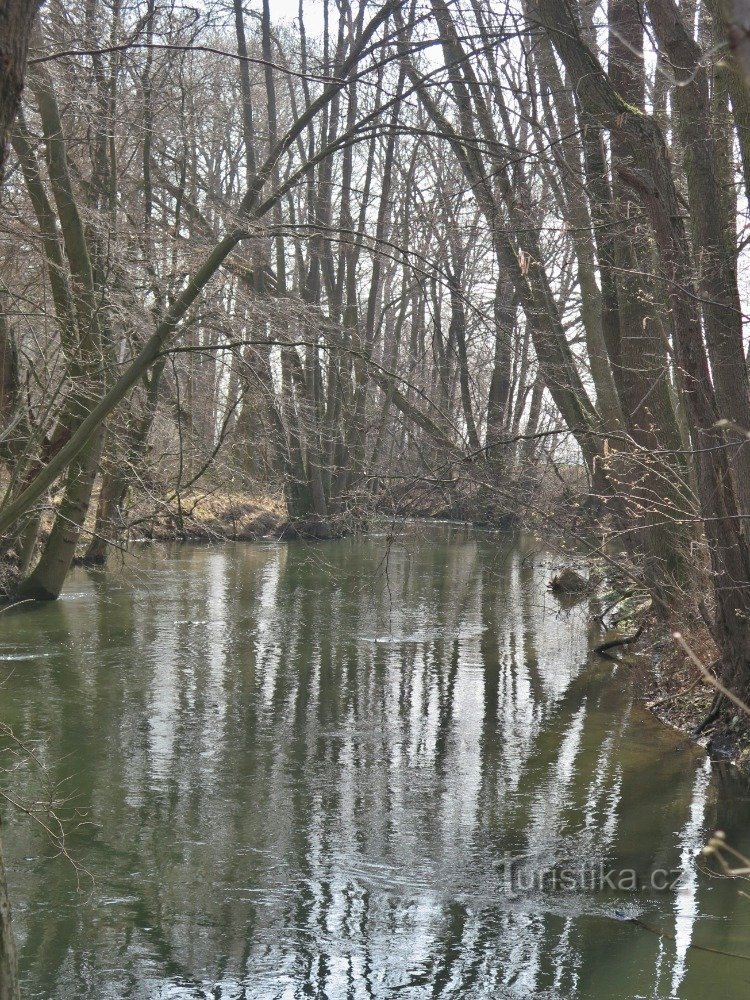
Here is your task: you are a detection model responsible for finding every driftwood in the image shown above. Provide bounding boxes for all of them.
[593,626,643,656]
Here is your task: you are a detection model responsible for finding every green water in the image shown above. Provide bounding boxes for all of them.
[1,525,749,999]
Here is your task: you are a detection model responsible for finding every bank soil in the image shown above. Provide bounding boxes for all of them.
[549,563,750,774]
[635,622,750,773]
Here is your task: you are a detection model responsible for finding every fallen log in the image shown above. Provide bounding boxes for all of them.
[593,626,643,656]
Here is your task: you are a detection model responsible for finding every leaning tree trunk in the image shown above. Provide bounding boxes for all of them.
[83,358,168,565]
[19,424,104,599]
[13,48,108,599]
[397,8,606,479]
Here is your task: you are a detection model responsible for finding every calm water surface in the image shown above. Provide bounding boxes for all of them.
[2,526,750,998]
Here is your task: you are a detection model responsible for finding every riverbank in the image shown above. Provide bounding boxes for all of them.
[121,490,288,543]
[375,463,587,528]
[0,479,570,600]
[0,490,287,598]
[630,619,750,773]
[545,557,750,775]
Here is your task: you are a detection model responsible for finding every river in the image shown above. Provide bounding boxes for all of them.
[1,525,749,998]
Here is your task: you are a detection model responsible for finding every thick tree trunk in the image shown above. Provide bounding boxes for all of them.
[83,359,167,565]
[531,24,624,432]
[712,0,750,91]
[0,4,43,994]
[600,0,690,602]
[82,465,128,565]
[647,0,750,529]
[0,0,42,187]
[0,828,19,1000]
[19,424,104,599]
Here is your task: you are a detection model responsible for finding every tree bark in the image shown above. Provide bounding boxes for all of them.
[19,423,104,598]
[712,0,750,91]
[0,0,42,188]
[0,3,44,994]
[647,0,750,528]
[538,0,750,693]
[0,827,18,1000]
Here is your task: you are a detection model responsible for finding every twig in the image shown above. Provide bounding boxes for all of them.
[673,633,750,718]
[0,599,35,615]
[646,671,703,709]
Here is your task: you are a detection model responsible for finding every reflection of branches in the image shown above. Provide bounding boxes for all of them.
[681,637,750,907]
[0,721,93,889]
[702,832,750,899]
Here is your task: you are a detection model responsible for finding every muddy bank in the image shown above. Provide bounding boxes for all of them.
[637,622,750,772]
[594,611,750,775]
[545,559,750,776]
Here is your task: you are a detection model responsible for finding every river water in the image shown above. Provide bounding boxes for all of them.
[1,525,750,998]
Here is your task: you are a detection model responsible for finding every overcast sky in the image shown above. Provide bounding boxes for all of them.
[251,0,326,35]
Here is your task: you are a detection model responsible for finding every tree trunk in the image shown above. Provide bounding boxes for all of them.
[0,4,44,989]
[485,273,515,464]
[82,465,128,565]
[0,828,19,1000]
[19,424,104,599]
[447,267,480,452]
[712,0,750,91]
[647,0,750,529]
[0,313,19,465]
[0,0,42,187]
[398,5,605,477]
[539,0,750,694]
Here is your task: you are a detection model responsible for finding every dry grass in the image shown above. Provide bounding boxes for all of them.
[124,489,286,542]
[26,487,287,552]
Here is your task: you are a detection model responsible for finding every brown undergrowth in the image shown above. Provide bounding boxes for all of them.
[122,489,286,543]
[636,620,750,772]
